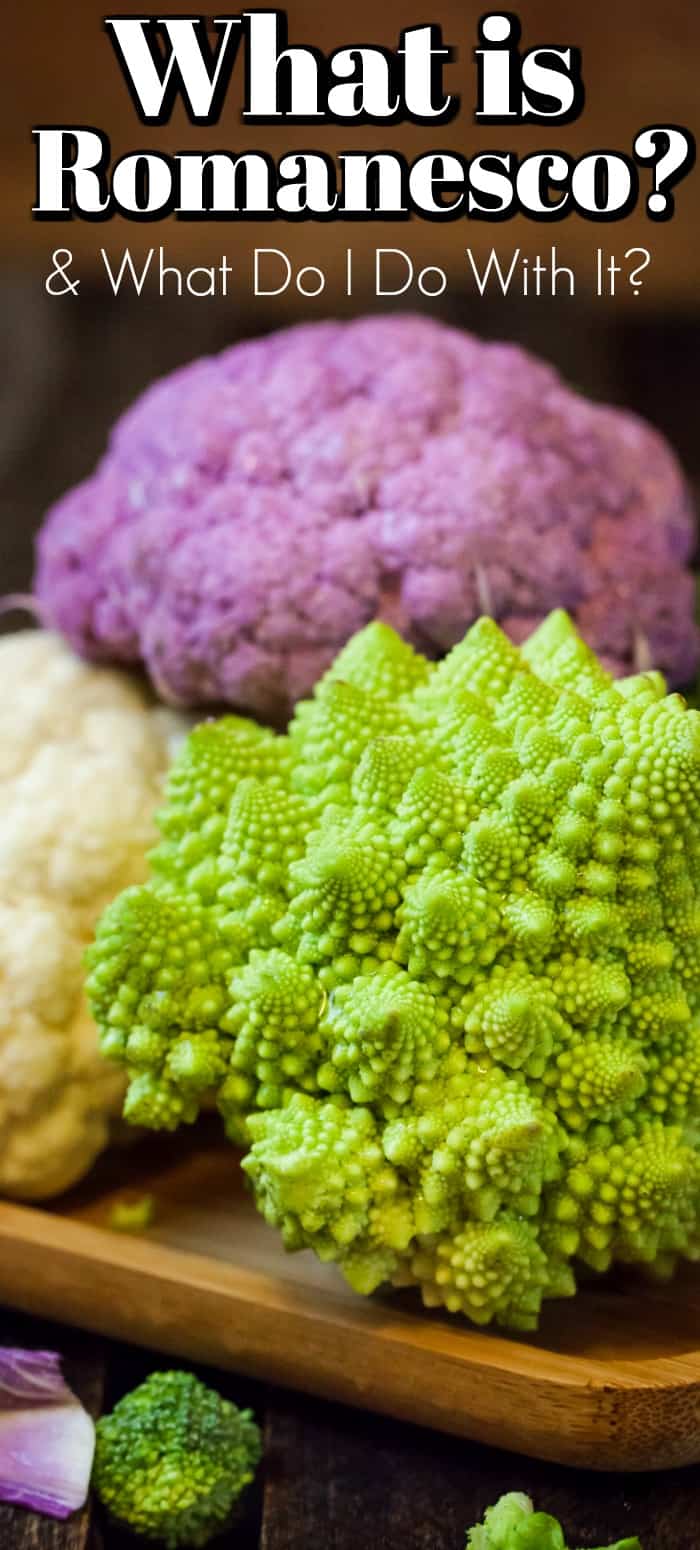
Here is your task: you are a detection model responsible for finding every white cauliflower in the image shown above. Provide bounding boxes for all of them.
[0,630,188,1198]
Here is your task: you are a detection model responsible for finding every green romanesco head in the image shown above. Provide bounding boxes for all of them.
[92,1370,261,1548]
[89,612,700,1330]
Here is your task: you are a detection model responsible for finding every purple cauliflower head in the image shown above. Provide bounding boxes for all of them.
[35,315,698,716]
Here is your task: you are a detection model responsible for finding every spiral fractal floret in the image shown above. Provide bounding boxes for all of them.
[88,613,700,1329]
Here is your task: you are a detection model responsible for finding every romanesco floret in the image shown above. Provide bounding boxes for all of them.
[466,1490,642,1549]
[92,1370,261,1548]
[108,1193,155,1233]
[245,1092,414,1292]
[88,612,700,1329]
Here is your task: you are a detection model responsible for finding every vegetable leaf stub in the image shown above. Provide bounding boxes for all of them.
[466,1491,642,1549]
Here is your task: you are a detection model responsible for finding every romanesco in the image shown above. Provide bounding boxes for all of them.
[88,613,700,1329]
[466,1491,642,1549]
[92,1370,261,1548]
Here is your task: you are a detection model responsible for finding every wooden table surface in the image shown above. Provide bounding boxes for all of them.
[0,284,699,1548]
[2,1302,700,1550]
[3,1302,700,1550]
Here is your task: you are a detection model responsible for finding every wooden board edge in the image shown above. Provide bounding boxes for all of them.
[0,1198,691,1387]
[1,1203,699,1471]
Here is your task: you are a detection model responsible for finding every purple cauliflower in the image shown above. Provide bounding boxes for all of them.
[36,315,698,717]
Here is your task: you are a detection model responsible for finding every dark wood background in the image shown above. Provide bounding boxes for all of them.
[4,1301,700,1550]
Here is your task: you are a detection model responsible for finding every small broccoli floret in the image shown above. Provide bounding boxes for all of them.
[92,1370,261,1548]
[90,611,700,1329]
[466,1490,642,1550]
[536,1033,647,1128]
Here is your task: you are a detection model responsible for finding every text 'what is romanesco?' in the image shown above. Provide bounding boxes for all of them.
[87,611,700,1330]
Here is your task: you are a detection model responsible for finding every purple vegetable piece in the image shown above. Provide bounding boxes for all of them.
[0,1348,95,1519]
[35,316,698,716]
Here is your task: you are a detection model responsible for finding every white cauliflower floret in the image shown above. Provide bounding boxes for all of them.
[0,631,187,1198]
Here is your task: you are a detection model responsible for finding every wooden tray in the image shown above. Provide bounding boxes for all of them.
[0,1125,699,1473]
